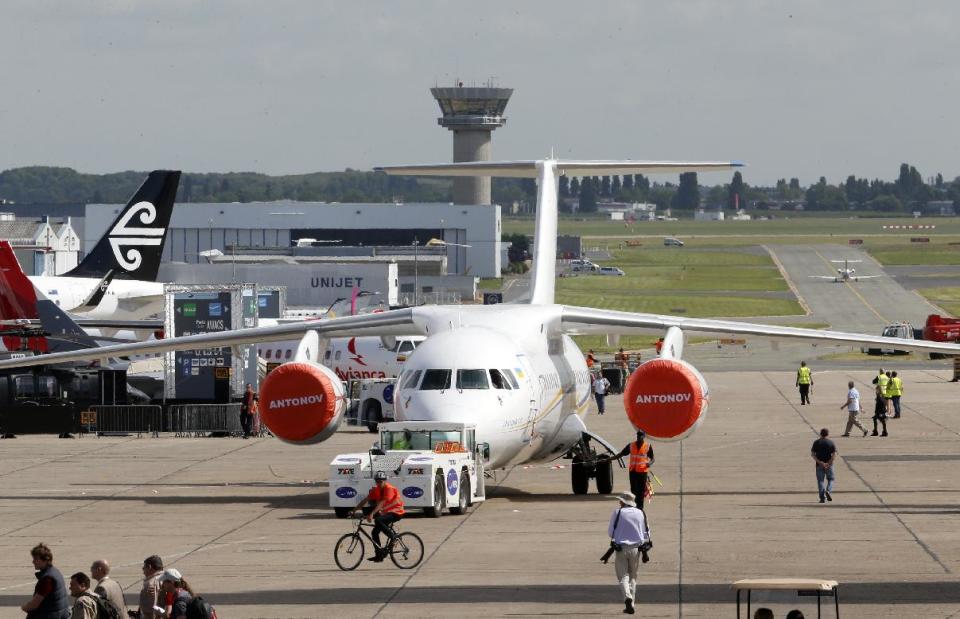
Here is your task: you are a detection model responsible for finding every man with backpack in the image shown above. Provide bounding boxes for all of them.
[90,560,126,617]
[67,572,98,619]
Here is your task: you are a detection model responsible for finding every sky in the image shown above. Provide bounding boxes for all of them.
[1,1,958,186]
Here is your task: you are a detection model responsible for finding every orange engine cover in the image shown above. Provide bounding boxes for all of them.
[623,358,709,441]
[259,361,346,445]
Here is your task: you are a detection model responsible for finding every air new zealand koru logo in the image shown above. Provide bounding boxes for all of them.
[108,201,164,271]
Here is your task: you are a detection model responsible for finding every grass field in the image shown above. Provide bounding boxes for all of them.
[917,287,960,316]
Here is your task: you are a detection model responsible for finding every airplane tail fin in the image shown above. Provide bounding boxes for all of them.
[64,170,181,281]
[378,159,742,305]
[0,241,98,352]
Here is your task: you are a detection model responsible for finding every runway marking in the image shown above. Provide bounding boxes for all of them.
[761,372,951,574]
[813,248,889,323]
[763,245,812,315]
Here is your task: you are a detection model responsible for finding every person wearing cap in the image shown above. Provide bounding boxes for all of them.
[158,569,195,619]
[603,431,655,507]
[608,491,651,615]
[138,555,164,619]
[351,471,406,562]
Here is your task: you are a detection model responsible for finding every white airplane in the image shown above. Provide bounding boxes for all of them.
[809,259,881,283]
[28,171,180,320]
[258,334,423,380]
[4,159,960,497]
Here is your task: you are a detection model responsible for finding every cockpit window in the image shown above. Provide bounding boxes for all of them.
[400,369,422,390]
[501,369,520,389]
[420,369,452,391]
[489,369,511,390]
[456,369,489,390]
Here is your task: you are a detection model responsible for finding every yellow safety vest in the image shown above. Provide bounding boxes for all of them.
[876,374,889,395]
[629,441,651,473]
[887,377,903,397]
[797,366,812,385]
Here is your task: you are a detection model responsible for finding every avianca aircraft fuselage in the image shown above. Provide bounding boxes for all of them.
[258,335,423,381]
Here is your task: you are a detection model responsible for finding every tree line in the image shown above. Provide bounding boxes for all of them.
[0,164,957,214]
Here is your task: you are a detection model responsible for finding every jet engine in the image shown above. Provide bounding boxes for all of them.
[258,361,346,444]
[623,358,709,441]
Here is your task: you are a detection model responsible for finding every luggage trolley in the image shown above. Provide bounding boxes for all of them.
[733,578,840,618]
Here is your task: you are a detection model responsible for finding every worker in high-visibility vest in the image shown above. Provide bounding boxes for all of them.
[605,431,655,508]
[887,371,904,419]
[871,368,889,436]
[352,471,406,562]
[796,361,813,405]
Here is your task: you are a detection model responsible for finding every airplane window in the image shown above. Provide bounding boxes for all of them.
[398,340,415,354]
[420,369,451,390]
[265,349,272,359]
[324,350,331,361]
[457,369,489,390]
[275,349,282,359]
[489,369,511,390]
[37,376,57,398]
[13,375,34,398]
[284,349,292,359]
[400,369,423,390]
[501,369,520,389]
[335,351,341,361]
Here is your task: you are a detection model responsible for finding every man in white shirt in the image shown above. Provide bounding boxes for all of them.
[840,381,868,437]
[607,491,650,615]
[593,373,611,415]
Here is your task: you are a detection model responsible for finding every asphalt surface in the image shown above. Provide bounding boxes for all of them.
[1,370,958,618]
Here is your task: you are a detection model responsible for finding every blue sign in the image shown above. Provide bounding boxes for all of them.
[446,469,459,496]
[209,302,222,317]
[402,486,424,499]
[335,487,357,499]
[383,384,394,404]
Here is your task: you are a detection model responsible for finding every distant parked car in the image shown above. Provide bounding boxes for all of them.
[663,237,685,247]
[598,266,625,276]
[570,259,599,272]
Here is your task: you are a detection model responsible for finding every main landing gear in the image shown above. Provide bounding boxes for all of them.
[567,434,616,495]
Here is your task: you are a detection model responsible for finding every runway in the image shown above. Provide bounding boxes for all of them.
[1,370,959,618]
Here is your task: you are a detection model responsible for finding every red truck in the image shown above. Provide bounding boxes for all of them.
[865,314,960,357]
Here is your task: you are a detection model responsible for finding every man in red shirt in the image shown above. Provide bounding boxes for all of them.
[352,471,406,562]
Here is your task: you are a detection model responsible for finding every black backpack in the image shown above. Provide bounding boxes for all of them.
[186,595,218,619]
[82,592,122,619]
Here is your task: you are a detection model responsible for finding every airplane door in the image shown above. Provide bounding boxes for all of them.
[515,354,539,444]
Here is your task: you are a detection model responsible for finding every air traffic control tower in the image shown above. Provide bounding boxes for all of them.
[431,84,513,205]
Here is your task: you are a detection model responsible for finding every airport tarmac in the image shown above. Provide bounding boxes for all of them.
[2,370,959,618]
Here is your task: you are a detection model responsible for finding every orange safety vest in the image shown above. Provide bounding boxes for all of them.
[629,441,651,473]
[368,482,405,516]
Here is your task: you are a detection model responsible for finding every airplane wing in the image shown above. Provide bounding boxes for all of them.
[0,309,422,370]
[558,305,960,355]
[808,276,838,280]
[853,275,882,280]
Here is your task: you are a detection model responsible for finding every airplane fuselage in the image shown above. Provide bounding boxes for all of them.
[392,304,593,470]
[27,276,164,320]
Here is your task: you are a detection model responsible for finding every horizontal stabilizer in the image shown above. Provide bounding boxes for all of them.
[377,159,744,178]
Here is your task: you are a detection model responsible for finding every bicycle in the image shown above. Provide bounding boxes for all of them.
[334,515,424,571]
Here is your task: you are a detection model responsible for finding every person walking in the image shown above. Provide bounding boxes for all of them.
[840,381,868,437]
[240,383,258,438]
[607,491,651,615]
[811,428,837,503]
[20,543,70,619]
[887,371,903,419]
[604,431,655,507]
[67,573,98,619]
[90,560,126,617]
[796,361,813,405]
[586,349,597,370]
[158,569,194,619]
[615,347,629,387]
[871,370,889,437]
[593,373,611,415]
[138,555,164,619]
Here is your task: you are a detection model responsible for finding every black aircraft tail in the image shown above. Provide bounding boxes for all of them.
[64,170,181,281]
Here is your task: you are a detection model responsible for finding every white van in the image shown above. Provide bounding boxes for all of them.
[663,237,685,247]
[598,266,625,276]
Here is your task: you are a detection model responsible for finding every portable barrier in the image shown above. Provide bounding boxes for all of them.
[91,405,164,437]
[166,404,243,437]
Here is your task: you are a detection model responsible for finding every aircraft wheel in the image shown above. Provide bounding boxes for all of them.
[595,459,614,495]
[571,460,589,495]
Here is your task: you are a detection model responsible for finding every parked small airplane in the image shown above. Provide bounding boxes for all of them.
[28,171,180,320]
[809,259,881,283]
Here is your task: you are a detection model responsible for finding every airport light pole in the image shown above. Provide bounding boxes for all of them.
[413,237,419,306]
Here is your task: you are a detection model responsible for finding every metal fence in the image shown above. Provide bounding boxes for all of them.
[166,404,243,437]
[90,405,164,437]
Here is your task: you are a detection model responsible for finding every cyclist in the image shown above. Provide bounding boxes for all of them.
[352,471,406,562]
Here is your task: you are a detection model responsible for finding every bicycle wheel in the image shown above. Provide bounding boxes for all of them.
[334,532,365,571]
[389,532,424,569]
